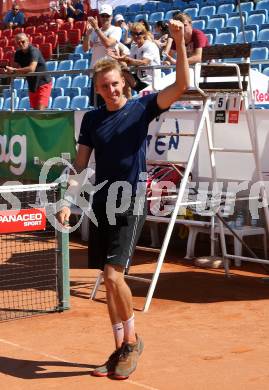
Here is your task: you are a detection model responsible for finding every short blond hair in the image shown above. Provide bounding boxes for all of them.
[131,22,151,40]
[93,58,123,86]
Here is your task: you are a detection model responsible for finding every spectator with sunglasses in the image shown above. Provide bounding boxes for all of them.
[5,33,52,110]
[3,4,25,28]
[109,22,161,92]
[83,4,121,105]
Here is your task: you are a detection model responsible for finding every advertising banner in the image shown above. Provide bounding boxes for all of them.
[0,111,76,182]
[0,208,46,233]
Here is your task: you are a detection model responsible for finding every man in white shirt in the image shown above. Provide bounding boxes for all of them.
[83,4,122,68]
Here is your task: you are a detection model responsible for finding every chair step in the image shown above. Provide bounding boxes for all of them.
[156,132,195,137]
[210,147,253,153]
[147,159,187,165]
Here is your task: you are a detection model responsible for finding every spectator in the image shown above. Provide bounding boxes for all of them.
[3,4,25,29]
[163,12,208,65]
[109,22,161,92]
[82,3,121,104]
[5,33,52,110]
[50,0,68,26]
[154,21,169,52]
[114,14,129,44]
[65,0,84,23]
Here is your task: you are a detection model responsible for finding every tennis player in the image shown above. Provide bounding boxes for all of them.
[57,19,189,380]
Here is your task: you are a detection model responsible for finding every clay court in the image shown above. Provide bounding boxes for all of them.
[1,233,269,390]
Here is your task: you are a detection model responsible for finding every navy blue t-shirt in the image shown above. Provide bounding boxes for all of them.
[78,93,167,202]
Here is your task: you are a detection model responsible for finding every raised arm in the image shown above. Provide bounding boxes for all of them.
[157,20,190,110]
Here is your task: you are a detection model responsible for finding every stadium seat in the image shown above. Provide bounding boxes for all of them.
[32,35,45,46]
[70,95,90,110]
[64,87,81,99]
[236,30,255,43]
[128,3,143,13]
[0,97,4,110]
[73,59,89,71]
[227,16,244,30]
[246,13,266,27]
[46,61,58,72]
[13,78,24,90]
[81,86,91,97]
[2,29,13,39]
[217,3,235,15]
[192,19,206,30]
[50,87,64,99]
[2,89,17,99]
[184,7,199,19]
[143,2,158,13]
[258,29,269,42]
[18,96,31,110]
[39,43,53,60]
[68,53,83,61]
[113,5,128,15]
[238,2,254,13]
[52,96,70,110]
[172,0,185,7]
[256,0,269,14]
[13,27,24,35]
[25,26,36,35]
[263,66,269,76]
[60,22,73,31]
[205,33,214,45]
[207,17,225,30]
[68,29,82,46]
[250,47,269,71]
[204,28,218,42]
[149,12,164,23]
[36,25,48,35]
[71,74,89,88]
[134,13,149,22]
[215,32,234,45]
[157,2,172,12]
[57,59,73,72]
[45,35,58,51]
[164,10,178,21]
[199,6,216,17]
[3,97,19,110]
[55,75,72,89]
[58,30,68,45]
[17,89,28,99]
[74,21,87,35]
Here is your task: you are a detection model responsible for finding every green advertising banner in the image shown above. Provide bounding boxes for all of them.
[0,111,76,182]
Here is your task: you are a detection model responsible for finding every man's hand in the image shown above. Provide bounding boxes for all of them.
[88,16,99,31]
[5,66,16,74]
[168,19,184,43]
[57,206,71,227]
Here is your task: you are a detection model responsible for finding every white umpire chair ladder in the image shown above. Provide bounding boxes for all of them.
[90,43,269,312]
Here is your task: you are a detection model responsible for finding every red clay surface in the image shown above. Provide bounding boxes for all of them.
[1,237,269,390]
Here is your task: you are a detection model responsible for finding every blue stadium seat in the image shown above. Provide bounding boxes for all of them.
[205,33,214,45]
[68,53,83,61]
[64,87,81,99]
[157,2,172,12]
[192,19,206,30]
[70,95,90,110]
[247,13,266,27]
[13,78,24,90]
[204,28,218,42]
[217,3,235,15]
[17,89,29,99]
[18,96,30,110]
[3,97,19,110]
[55,75,72,89]
[134,13,149,22]
[172,0,185,7]
[72,75,89,88]
[256,0,269,14]
[23,80,28,89]
[199,5,216,17]
[46,61,58,72]
[244,24,259,38]
[263,66,269,76]
[3,89,17,99]
[207,17,225,30]
[183,7,199,19]
[227,16,244,30]
[57,60,73,72]
[215,32,234,45]
[236,30,255,43]
[52,96,70,110]
[258,28,269,42]
[251,47,269,71]
[73,59,88,71]
[81,86,91,96]
[113,5,128,15]
[164,10,177,21]
[149,12,164,23]
[128,3,143,13]
[143,2,158,13]
[0,97,4,110]
[50,87,64,99]
[219,26,238,36]
[239,2,254,13]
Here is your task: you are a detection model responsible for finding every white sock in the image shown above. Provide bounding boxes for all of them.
[112,322,124,349]
[122,313,135,342]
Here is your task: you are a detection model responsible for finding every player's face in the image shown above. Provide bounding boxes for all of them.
[95,69,126,110]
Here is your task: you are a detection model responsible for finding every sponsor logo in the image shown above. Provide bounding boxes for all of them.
[253,89,269,103]
[0,208,46,233]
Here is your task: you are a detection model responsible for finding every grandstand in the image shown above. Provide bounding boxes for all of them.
[0,0,269,110]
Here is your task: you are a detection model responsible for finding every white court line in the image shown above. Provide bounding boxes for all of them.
[0,338,160,390]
